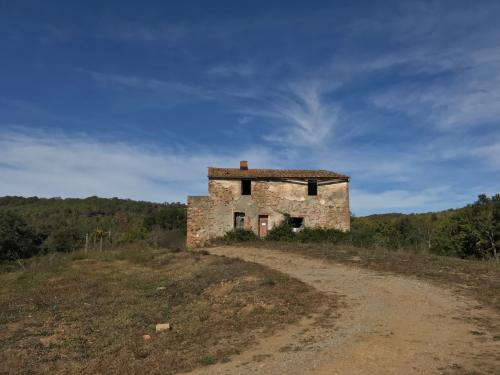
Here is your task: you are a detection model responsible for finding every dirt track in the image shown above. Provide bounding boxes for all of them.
[189,246,500,375]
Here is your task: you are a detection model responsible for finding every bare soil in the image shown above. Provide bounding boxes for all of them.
[191,246,500,375]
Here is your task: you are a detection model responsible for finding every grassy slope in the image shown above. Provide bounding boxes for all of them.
[0,246,325,374]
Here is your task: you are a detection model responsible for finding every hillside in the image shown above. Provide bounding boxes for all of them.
[0,196,186,260]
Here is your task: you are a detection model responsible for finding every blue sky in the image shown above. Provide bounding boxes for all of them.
[1,1,499,215]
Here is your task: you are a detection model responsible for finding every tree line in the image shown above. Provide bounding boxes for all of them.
[1,194,499,262]
[0,196,186,261]
[226,194,500,260]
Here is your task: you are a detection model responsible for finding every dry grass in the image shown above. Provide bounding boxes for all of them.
[227,241,500,315]
[0,246,325,374]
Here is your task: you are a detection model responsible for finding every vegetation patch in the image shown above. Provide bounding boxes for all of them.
[217,194,500,261]
[0,246,325,374]
[0,196,187,261]
[221,228,260,242]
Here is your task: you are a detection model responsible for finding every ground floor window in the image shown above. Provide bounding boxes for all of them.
[234,212,245,229]
[291,217,304,232]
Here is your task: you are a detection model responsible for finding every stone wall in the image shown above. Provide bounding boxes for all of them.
[186,196,210,248]
[207,179,350,240]
[186,179,350,247]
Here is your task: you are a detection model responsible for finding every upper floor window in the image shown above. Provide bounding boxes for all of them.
[308,180,318,196]
[241,179,251,195]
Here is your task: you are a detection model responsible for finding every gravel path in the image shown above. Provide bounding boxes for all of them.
[188,246,500,375]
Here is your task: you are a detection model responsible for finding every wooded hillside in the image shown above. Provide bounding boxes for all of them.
[1,194,499,261]
[0,196,186,260]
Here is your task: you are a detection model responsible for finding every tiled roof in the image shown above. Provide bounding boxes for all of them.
[208,167,349,180]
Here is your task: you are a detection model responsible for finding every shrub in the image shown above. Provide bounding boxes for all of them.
[432,194,500,259]
[260,277,276,286]
[295,227,347,243]
[222,229,260,242]
[0,211,41,260]
[146,228,186,249]
[41,225,83,253]
[200,355,216,366]
[265,215,294,241]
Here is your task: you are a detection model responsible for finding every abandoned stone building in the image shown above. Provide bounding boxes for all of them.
[186,161,350,248]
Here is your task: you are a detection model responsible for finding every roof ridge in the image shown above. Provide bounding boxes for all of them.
[207,166,349,180]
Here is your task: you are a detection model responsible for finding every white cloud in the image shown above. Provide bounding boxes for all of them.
[363,5,500,131]
[1,127,495,215]
[87,69,340,148]
[470,142,500,169]
[370,64,500,130]
[0,129,274,203]
[350,186,470,215]
[258,81,338,147]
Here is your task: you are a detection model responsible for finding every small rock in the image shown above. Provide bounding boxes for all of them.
[143,334,152,341]
[156,286,166,291]
[156,323,171,332]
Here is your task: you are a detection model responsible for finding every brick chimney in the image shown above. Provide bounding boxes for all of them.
[240,160,248,170]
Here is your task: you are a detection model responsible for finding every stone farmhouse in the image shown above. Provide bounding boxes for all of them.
[186,161,350,248]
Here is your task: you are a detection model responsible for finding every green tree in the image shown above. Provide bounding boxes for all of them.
[470,194,499,259]
[42,224,83,253]
[433,194,499,259]
[0,211,41,260]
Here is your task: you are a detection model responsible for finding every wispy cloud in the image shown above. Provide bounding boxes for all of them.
[370,64,500,130]
[0,129,274,202]
[6,2,497,217]
[87,69,340,147]
[363,4,500,131]
[261,81,338,147]
[470,142,500,169]
[1,127,496,215]
[87,71,219,104]
[350,186,471,214]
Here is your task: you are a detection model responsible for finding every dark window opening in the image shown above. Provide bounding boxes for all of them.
[291,217,304,232]
[308,180,318,196]
[234,212,245,229]
[242,179,251,195]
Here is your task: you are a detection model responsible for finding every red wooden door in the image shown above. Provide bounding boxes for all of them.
[259,215,268,237]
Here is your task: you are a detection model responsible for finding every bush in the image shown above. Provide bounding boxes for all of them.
[146,228,186,249]
[0,211,41,260]
[432,194,500,259]
[200,355,216,366]
[265,215,294,241]
[41,225,84,253]
[222,229,260,242]
[295,227,347,243]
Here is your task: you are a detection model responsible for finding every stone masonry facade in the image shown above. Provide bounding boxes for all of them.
[187,161,350,248]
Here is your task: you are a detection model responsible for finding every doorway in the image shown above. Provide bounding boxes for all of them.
[258,215,268,237]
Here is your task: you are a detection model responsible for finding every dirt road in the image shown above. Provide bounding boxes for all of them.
[189,246,500,375]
